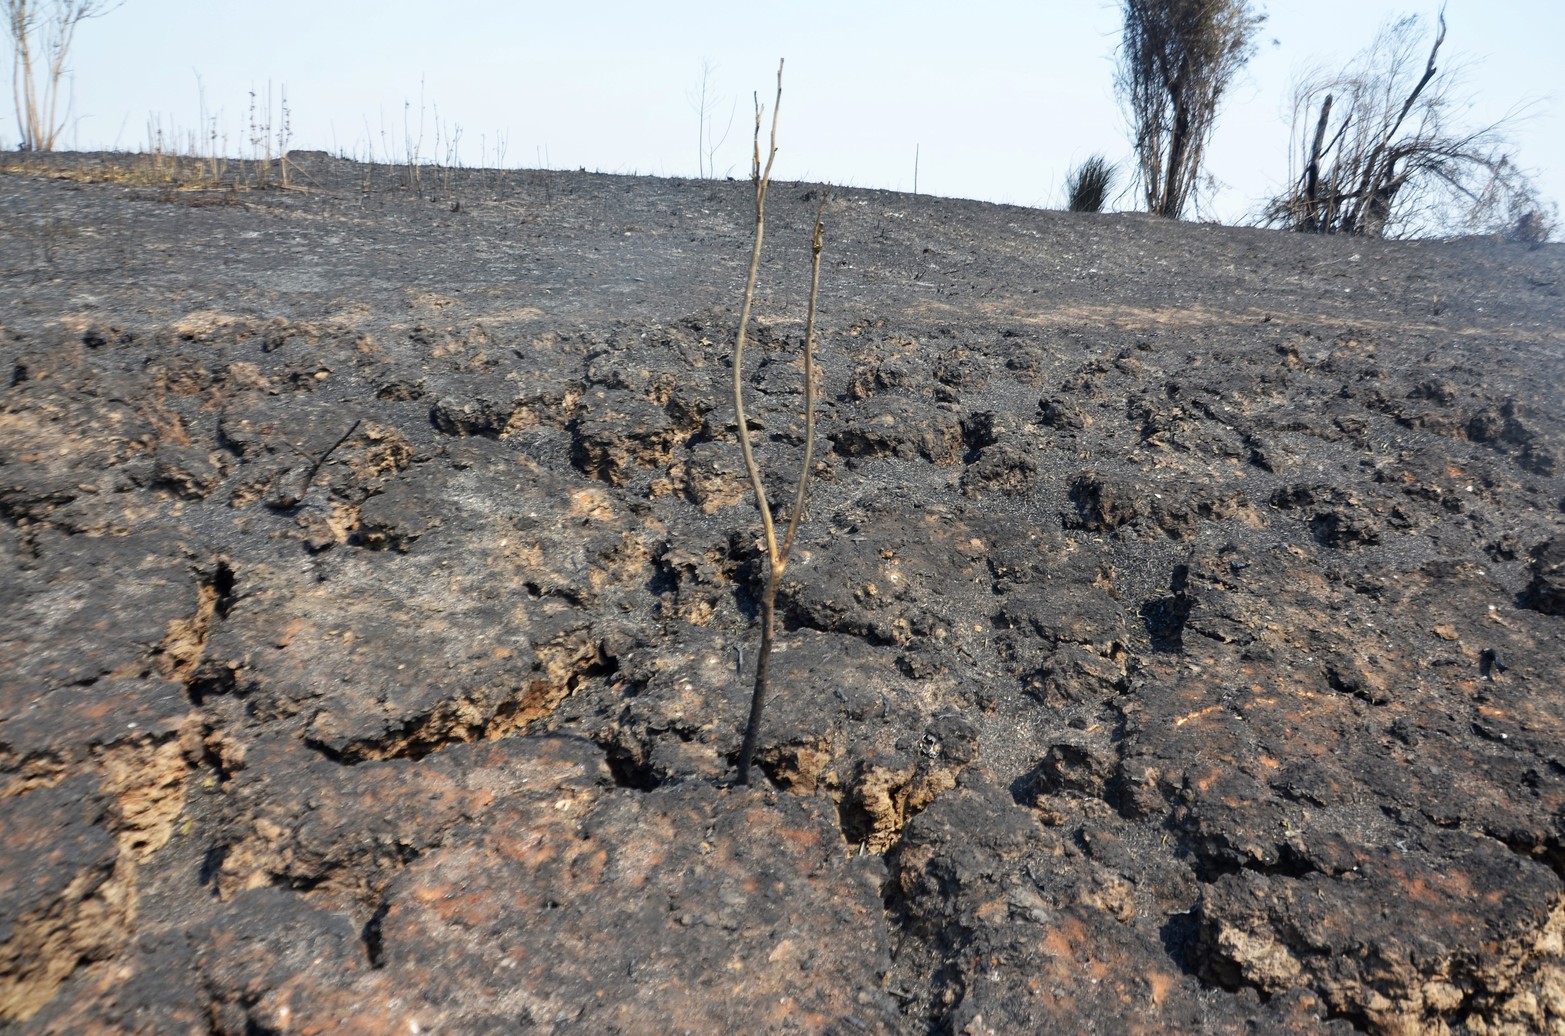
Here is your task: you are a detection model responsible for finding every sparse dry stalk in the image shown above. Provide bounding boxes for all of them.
[781,199,825,561]
[279,84,292,188]
[733,59,828,785]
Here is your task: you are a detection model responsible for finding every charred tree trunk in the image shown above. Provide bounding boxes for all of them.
[1302,93,1333,232]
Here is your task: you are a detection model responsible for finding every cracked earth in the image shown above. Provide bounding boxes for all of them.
[2,151,1564,1033]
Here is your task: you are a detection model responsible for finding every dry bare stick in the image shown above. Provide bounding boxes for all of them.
[780,193,826,561]
[733,59,829,784]
[730,62,785,585]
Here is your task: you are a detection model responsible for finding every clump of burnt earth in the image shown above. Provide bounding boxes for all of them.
[2,153,1564,1033]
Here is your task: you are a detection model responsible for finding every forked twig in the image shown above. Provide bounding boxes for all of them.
[733,59,829,784]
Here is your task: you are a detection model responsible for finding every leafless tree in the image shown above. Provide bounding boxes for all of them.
[1116,0,1263,219]
[689,59,736,179]
[5,0,123,151]
[1262,11,1550,240]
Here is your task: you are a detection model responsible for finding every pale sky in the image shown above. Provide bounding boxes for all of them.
[19,0,1565,230]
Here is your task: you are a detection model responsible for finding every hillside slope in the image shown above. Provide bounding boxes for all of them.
[2,155,1564,1033]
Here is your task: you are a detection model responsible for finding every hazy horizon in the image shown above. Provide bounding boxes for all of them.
[11,0,1561,232]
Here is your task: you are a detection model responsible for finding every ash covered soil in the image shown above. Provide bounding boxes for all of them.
[2,151,1564,1034]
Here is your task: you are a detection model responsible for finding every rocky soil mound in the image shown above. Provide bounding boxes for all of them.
[2,153,1563,1034]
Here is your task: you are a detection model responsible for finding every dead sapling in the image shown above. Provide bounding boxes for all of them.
[732,59,829,785]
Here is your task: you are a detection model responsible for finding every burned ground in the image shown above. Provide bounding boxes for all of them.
[2,152,1564,1033]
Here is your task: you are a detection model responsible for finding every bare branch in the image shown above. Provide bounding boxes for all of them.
[731,59,784,577]
[1262,10,1548,240]
[779,189,828,565]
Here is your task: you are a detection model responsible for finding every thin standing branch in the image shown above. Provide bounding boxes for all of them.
[779,189,828,563]
[731,60,784,579]
[733,60,829,785]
